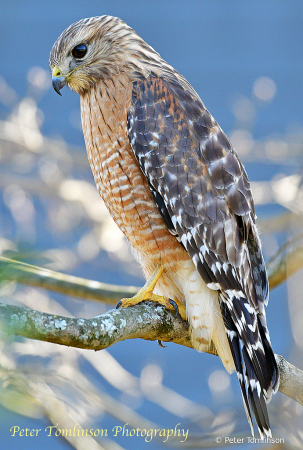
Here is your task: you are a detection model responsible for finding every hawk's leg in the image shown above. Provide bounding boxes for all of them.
[116,265,187,320]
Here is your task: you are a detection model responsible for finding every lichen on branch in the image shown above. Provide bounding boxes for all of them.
[0,300,302,406]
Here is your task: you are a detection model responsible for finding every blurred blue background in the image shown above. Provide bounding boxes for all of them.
[0,1,303,449]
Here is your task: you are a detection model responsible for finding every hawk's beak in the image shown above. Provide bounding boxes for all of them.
[52,67,67,96]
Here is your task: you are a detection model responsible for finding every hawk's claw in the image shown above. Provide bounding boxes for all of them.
[169,299,179,318]
[116,300,122,309]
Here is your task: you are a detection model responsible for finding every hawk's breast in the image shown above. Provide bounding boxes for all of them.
[80,73,189,292]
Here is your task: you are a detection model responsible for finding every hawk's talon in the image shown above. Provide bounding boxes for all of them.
[169,299,179,318]
[115,265,165,310]
[158,339,167,348]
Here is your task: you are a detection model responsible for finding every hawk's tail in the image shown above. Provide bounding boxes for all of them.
[220,294,279,438]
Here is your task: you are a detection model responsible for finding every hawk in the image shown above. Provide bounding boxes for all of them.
[49,16,279,437]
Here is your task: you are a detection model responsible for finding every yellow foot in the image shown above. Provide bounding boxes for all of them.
[116,264,187,321]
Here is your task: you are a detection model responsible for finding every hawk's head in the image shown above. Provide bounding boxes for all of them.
[49,15,162,95]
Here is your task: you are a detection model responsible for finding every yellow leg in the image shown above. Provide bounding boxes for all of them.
[116,264,187,320]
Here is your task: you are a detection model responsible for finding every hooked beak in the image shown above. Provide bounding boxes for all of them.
[52,67,67,96]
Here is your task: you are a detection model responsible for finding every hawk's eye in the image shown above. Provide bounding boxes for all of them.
[72,44,87,59]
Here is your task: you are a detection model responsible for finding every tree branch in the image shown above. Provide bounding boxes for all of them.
[275,355,303,405]
[0,256,138,304]
[267,232,303,290]
[0,301,302,405]
[0,301,193,351]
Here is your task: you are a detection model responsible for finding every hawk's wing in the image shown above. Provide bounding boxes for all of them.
[127,76,278,437]
[128,76,266,307]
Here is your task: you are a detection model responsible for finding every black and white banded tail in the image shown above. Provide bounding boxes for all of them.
[221,291,279,437]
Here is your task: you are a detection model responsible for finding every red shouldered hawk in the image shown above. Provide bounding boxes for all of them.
[49,16,279,437]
